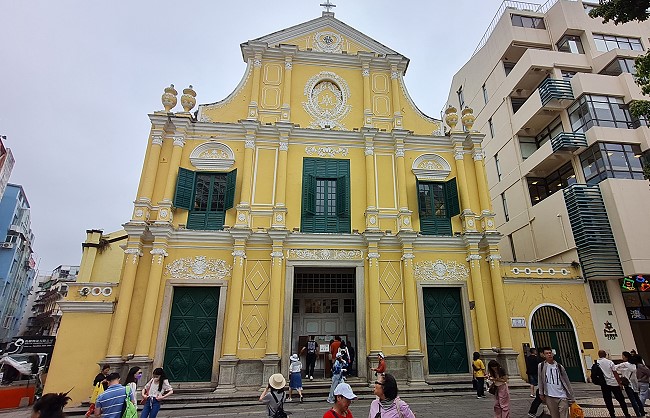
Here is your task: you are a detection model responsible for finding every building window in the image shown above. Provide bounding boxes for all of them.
[583,2,598,13]
[557,35,585,54]
[495,153,502,181]
[536,117,564,148]
[600,58,638,76]
[457,86,465,110]
[511,97,527,113]
[173,168,237,230]
[519,136,538,160]
[488,118,494,138]
[569,95,634,132]
[416,178,460,236]
[593,34,643,52]
[561,70,577,79]
[508,234,517,262]
[482,84,489,104]
[589,280,611,303]
[503,61,516,76]
[511,14,546,29]
[501,193,509,222]
[579,142,644,185]
[527,161,576,205]
[301,158,350,233]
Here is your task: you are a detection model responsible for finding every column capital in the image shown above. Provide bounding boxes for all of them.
[173,136,186,147]
[151,135,163,146]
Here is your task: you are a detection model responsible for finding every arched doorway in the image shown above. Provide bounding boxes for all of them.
[531,305,583,382]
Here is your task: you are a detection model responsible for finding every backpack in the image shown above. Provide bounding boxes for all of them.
[591,361,605,386]
[307,340,317,354]
[271,391,287,418]
[121,386,137,418]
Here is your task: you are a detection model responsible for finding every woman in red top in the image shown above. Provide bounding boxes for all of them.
[371,352,386,376]
[323,383,357,418]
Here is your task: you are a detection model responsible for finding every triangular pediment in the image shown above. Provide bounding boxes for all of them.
[246,12,400,57]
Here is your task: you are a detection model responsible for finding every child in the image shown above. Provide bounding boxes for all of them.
[288,353,304,402]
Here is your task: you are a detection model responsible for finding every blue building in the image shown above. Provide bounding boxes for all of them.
[0,184,36,345]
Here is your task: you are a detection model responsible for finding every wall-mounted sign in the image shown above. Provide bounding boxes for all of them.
[622,275,650,292]
[511,317,526,328]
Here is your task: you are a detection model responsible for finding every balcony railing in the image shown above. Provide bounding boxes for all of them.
[539,78,574,106]
[550,132,588,152]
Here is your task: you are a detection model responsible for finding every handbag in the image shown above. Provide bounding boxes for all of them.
[121,386,137,418]
[570,403,584,418]
[488,383,497,395]
[90,382,104,403]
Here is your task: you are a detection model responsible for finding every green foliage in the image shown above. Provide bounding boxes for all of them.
[588,0,650,24]
[635,54,650,95]
[630,100,650,120]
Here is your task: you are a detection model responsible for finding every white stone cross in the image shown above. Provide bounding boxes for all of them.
[320,0,336,12]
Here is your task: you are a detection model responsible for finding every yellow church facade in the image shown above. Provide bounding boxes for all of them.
[46,11,598,403]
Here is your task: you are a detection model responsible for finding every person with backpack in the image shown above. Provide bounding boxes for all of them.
[596,350,632,418]
[300,335,319,380]
[538,347,575,418]
[327,352,347,403]
[634,355,650,407]
[93,372,135,418]
[526,348,542,398]
[260,373,287,418]
[616,351,645,417]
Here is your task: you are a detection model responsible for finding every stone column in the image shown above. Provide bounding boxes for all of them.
[77,230,103,281]
[394,131,413,231]
[133,133,163,222]
[364,130,379,231]
[280,55,293,122]
[133,233,169,360]
[216,231,250,392]
[366,235,382,355]
[105,236,144,359]
[156,135,186,223]
[235,122,257,228]
[398,232,426,385]
[272,124,291,229]
[247,54,262,120]
[470,135,497,233]
[390,65,403,129]
[263,232,288,377]
[464,238,492,351]
[452,134,477,232]
[361,59,372,128]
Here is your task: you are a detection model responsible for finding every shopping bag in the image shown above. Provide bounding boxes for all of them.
[122,386,137,418]
[570,403,584,418]
[90,382,104,403]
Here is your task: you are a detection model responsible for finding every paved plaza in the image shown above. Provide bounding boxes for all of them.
[0,383,645,418]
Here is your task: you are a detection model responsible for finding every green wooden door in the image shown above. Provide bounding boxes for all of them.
[423,287,469,374]
[531,306,583,382]
[163,287,220,382]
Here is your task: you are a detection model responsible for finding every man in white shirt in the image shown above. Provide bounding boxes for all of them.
[538,347,575,418]
[597,350,632,418]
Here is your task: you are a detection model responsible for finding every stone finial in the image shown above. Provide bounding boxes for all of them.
[161,84,178,112]
[181,85,197,112]
[444,105,459,131]
[461,106,476,131]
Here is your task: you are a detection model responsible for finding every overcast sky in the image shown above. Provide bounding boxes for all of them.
[1,0,507,273]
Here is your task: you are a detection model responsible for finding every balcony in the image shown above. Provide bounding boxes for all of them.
[539,78,574,106]
[550,132,587,152]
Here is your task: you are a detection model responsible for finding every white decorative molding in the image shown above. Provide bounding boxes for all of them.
[313,31,343,53]
[401,253,415,261]
[395,147,404,158]
[367,252,380,259]
[286,249,363,260]
[165,256,232,280]
[245,139,256,149]
[232,250,246,258]
[150,248,168,265]
[472,149,485,161]
[189,142,235,171]
[391,71,399,79]
[285,61,293,70]
[362,68,370,77]
[454,149,465,160]
[279,141,289,151]
[411,154,452,181]
[305,146,348,158]
[199,64,253,121]
[151,135,163,146]
[58,301,114,313]
[511,267,569,276]
[302,71,351,130]
[173,136,186,147]
[270,251,284,259]
[414,259,469,281]
[253,58,262,67]
[365,146,374,156]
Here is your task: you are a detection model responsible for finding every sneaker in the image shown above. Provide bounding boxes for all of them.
[310,376,314,380]
[477,396,481,399]
[300,397,304,403]
[287,398,292,402]
[528,413,536,418]
[530,394,536,398]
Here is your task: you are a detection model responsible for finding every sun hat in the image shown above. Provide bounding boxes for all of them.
[377,352,385,358]
[336,352,343,358]
[268,373,286,390]
[290,354,299,362]
[334,383,357,400]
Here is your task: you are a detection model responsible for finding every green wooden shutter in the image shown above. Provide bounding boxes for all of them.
[173,168,196,210]
[416,179,426,215]
[304,174,316,215]
[205,212,225,230]
[187,212,207,230]
[445,177,460,217]
[224,169,237,210]
[336,175,347,216]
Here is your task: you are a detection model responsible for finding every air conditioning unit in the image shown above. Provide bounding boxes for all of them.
[1,242,14,249]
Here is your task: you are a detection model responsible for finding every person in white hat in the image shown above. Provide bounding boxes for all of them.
[371,352,386,377]
[323,382,357,418]
[259,373,286,418]
[288,354,304,403]
[327,352,348,403]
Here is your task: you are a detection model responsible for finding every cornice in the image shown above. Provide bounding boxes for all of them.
[168,230,234,244]
[412,235,467,249]
[503,278,585,285]
[58,301,114,313]
[285,233,365,247]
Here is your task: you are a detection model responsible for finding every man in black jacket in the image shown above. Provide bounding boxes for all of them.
[526,348,541,398]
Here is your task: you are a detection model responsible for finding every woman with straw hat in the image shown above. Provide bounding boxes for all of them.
[259,373,287,418]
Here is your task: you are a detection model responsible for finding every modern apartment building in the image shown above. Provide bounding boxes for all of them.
[0,184,36,344]
[447,0,650,361]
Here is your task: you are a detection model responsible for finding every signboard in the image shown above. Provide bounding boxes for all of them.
[621,275,650,292]
[511,317,526,328]
[4,336,56,356]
